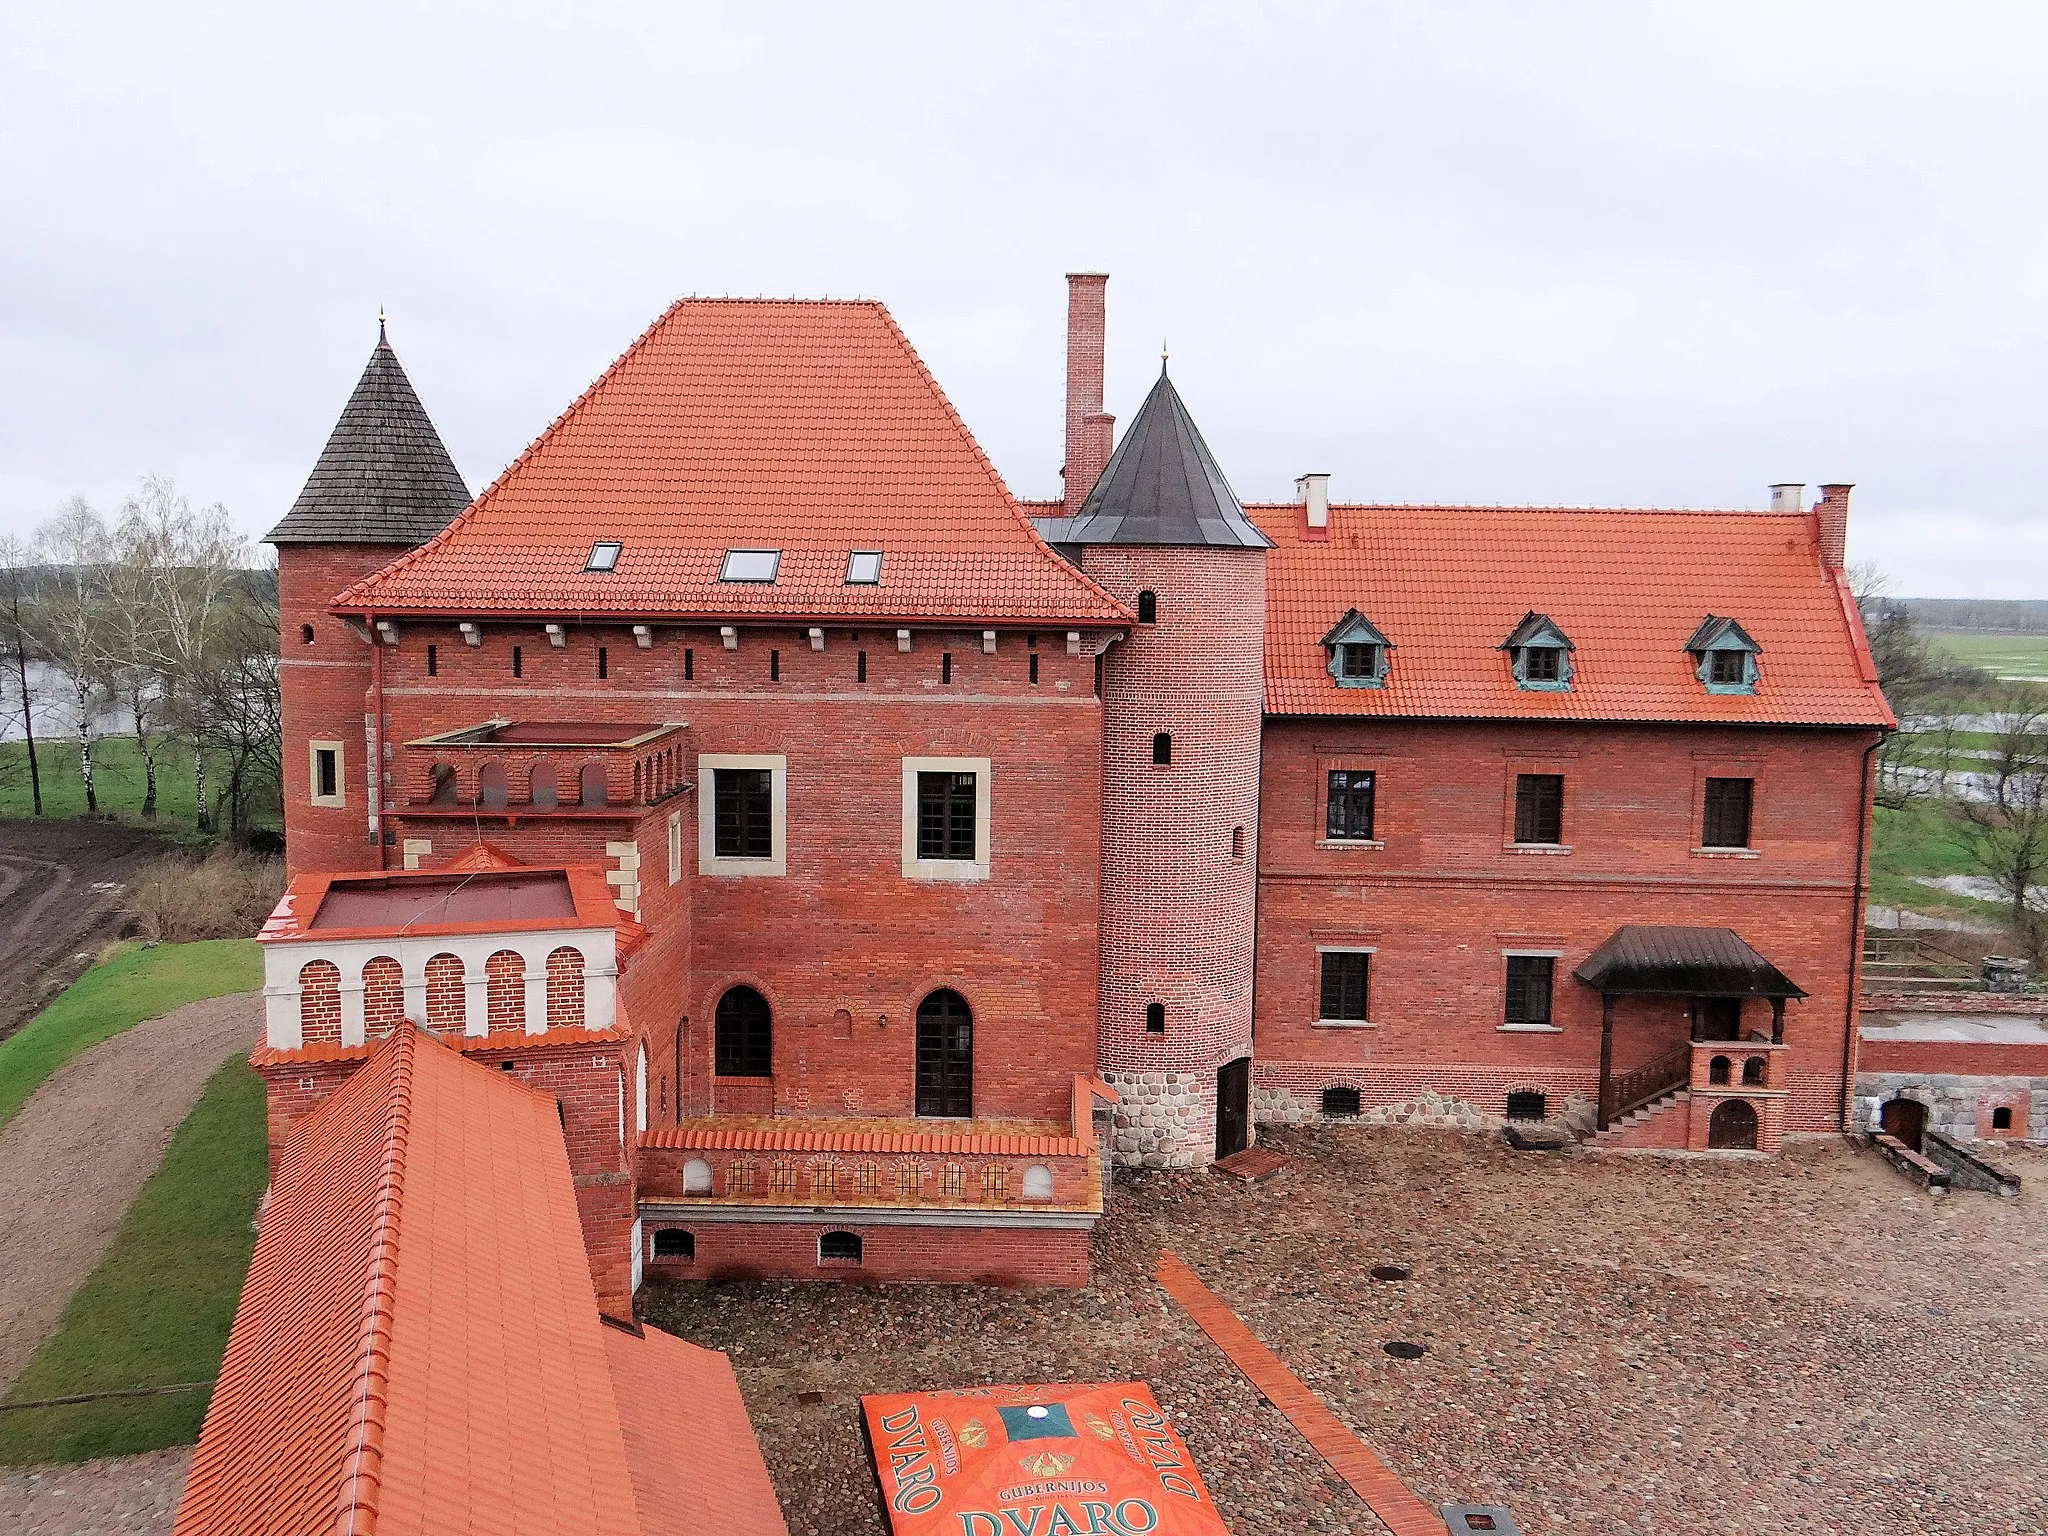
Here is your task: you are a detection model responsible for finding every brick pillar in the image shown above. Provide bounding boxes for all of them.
[1064,273,1114,515]
[1815,483,1852,571]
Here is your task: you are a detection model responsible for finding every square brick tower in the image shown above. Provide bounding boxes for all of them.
[1040,275,1271,1168]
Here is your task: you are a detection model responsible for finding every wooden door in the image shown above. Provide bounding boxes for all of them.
[915,990,973,1118]
[1707,1098,1758,1150]
[1215,1058,1251,1158]
[1880,1096,1927,1152]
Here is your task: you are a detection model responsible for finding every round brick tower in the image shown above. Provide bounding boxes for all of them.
[1050,278,1270,1167]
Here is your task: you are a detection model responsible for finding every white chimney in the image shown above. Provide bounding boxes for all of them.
[1297,473,1332,529]
[1769,483,1805,513]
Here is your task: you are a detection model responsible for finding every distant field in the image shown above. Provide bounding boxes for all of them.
[1924,630,2048,681]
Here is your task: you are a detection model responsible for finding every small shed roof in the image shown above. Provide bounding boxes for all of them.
[1573,925,1806,999]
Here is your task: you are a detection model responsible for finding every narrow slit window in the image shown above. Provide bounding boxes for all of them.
[1145,1002,1165,1034]
[1028,652,1039,685]
[1137,590,1157,624]
[1232,825,1245,858]
[596,646,608,680]
[585,540,622,572]
[857,649,868,683]
[1152,732,1172,766]
[512,644,523,679]
[426,643,438,676]
[684,647,694,681]
[769,648,780,682]
[940,652,952,684]
[313,748,339,801]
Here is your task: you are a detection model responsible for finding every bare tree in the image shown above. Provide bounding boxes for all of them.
[0,538,44,815]
[30,500,113,814]
[205,553,282,842]
[1980,688,2048,815]
[1958,754,2047,964]
[104,517,167,818]
[1855,562,1939,810]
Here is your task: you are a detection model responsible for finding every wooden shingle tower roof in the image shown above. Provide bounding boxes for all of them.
[267,319,471,546]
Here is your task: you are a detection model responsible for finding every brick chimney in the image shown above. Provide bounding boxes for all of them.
[1064,273,1114,516]
[1815,483,1852,571]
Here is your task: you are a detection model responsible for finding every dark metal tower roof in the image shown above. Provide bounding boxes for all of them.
[267,328,471,546]
[1057,368,1270,549]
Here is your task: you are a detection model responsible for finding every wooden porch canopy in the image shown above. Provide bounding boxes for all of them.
[1575,926,1805,1131]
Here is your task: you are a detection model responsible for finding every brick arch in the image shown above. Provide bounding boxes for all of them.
[546,946,586,1030]
[362,955,404,1040]
[979,1162,1009,1203]
[425,952,465,1032]
[486,950,525,1033]
[530,760,559,809]
[298,959,341,1045]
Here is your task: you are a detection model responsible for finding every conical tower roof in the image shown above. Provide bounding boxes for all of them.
[267,324,471,545]
[1063,367,1270,548]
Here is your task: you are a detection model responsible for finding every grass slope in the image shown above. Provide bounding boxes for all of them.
[0,939,261,1130]
[0,1054,267,1463]
[1868,801,1998,917]
[0,735,272,833]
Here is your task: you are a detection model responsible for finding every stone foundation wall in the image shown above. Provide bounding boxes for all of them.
[1104,1069,1212,1168]
[1255,1083,1595,1137]
[1857,1072,2048,1143]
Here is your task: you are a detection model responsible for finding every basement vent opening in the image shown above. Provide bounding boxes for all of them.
[1992,1106,2013,1130]
[1321,1086,1362,1118]
[653,1228,694,1259]
[1505,1091,1547,1122]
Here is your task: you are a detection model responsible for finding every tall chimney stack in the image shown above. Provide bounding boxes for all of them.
[1815,483,1852,571]
[1297,473,1331,535]
[1064,273,1114,516]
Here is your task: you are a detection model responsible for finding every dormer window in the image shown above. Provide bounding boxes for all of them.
[1321,609,1392,689]
[1501,613,1575,691]
[585,540,622,572]
[846,550,883,585]
[719,549,781,583]
[1686,616,1761,694]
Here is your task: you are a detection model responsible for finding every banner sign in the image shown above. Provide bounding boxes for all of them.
[861,1382,1231,1536]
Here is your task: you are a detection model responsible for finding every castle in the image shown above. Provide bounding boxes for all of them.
[258,275,1891,1304]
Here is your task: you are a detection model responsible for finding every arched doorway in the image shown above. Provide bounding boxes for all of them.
[1708,1098,1759,1150]
[713,986,772,1078]
[915,990,973,1118]
[1880,1096,1928,1152]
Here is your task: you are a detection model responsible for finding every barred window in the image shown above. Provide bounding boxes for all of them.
[895,1160,924,1199]
[726,1159,757,1196]
[938,1163,966,1198]
[854,1160,883,1197]
[809,1160,839,1198]
[1321,1085,1362,1117]
[767,1158,799,1195]
[980,1162,1009,1203]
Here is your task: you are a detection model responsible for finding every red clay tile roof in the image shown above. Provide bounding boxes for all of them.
[181,1023,782,1536]
[337,300,1129,627]
[1261,503,1893,727]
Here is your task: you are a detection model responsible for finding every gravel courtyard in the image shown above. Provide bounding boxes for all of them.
[645,1128,2047,1536]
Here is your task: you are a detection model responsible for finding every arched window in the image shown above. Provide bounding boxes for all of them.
[809,1160,839,1199]
[1152,732,1172,766]
[636,1042,649,1133]
[714,986,772,1077]
[299,623,315,645]
[980,1162,1009,1203]
[915,989,973,1118]
[1742,1055,1767,1087]
[579,762,609,807]
[1709,1055,1732,1086]
[1137,590,1157,624]
[298,959,341,1045]
[1145,1002,1166,1034]
[362,955,404,1040]
[477,760,509,809]
[545,946,585,1030]
[819,1231,862,1264]
[653,1228,694,1259]
[682,1158,713,1194]
[486,950,525,1032]
[1021,1164,1054,1201]
[530,761,559,808]
[429,763,458,806]
[425,952,465,1032]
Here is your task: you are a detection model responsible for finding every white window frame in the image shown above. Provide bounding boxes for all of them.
[309,739,345,808]
[1313,944,1377,1029]
[846,549,883,584]
[667,810,684,886]
[698,753,787,877]
[718,548,781,583]
[901,756,992,882]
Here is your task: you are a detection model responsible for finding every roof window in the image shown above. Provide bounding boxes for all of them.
[1686,616,1761,694]
[718,549,781,584]
[1501,613,1575,691]
[1321,609,1392,690]
[584,540,622,572]
[846,550,883,585]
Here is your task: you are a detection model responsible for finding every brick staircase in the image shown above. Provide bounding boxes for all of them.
[1594,1088,1691,1149]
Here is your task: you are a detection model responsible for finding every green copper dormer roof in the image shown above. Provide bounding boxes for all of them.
[268,323,471,546]
[1056,367,1271,549]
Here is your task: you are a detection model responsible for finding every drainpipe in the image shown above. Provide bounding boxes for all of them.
[1839,733,1883,1130]
[368,613,387,872]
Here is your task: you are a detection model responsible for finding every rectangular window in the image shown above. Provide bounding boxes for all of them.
[308,740,344,808]
[1709,649,1747,685]
[846,550,883,584]
[1339,642,1379,679]
[917,772,978,862]
[1512,773,1564,844]
[426,643,438,677]
[1325,769,1376,841]
[512,644,523,679]
[585,540,622,572]
[1319,951,1370,1022]
[667,811,683,885]
[1702,777,1754,848]
[597,646,608,680]
[718,549,781,583]
[713,768,774,858]
[1523,646,1562,683]
[1504,955,1555,1027]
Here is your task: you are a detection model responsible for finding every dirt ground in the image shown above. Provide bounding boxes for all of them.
[0,993,263,1391]
[0,1447,191,1534]
[644,1129,2047,1536]
[0,819,166,1044]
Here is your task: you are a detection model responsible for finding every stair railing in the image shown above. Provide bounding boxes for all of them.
[1603,1044,1692,1127]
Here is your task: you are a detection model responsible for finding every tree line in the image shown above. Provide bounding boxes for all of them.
[0,476,281,840]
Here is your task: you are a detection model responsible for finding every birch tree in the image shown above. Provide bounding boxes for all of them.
[31,500,113,814]
[0,538,44,815]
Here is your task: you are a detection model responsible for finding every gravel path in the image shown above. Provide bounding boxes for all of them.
[645,1130,2047,1536]
[0,992,261,1392]
[0,1449,191,1534]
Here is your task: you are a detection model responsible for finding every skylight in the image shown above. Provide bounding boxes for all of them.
[846,550,883,585]
[718,549,781,583]
[585,541,622,572]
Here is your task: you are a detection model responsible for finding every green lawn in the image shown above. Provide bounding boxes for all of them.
[1867,800,1999,917]
[0,939,261,1131]
[0,735,268,833]
[1925,630,2048,681]
[0,1055,267,1463]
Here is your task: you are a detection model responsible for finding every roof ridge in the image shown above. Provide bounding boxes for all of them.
[1248,501,1813,517]
[336,297,696,609]
[867,302,1132,621]
[333,1023,419,1536]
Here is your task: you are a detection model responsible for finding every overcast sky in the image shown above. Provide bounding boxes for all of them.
[3,3,2043,596]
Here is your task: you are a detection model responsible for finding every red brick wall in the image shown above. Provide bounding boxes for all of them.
[277,543,412,877]
[485,948,525,1033]
[1859,1038,2048,1077]
[642,1219,1091,1287]
[362,955,404,1039]
[1082,549,1264,1106]
[424,952,465,1030]
[546,946,587,1030]
[298,959,341,1045]
[1255,719,1879,1133]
